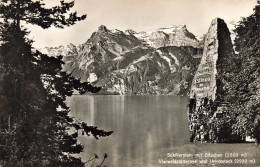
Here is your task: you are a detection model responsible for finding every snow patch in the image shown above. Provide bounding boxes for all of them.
[156,50,163,55]
[169,53,179,66]
[87,73,97,83]
[133,31,154,47]
[157,62,162,68]
[157,25,185,34]
[134,31,152,39]
[162,56,172,67]
[113,56,123,61]
[111,29,122,33]
[133,55,148,64]
[156,50,179,67]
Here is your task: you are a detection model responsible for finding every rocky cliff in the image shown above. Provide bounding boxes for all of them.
[188,18,238,143]
[190,18,234,101]
[44,25,202,95]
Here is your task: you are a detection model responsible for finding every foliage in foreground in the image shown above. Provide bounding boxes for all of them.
[228,2,260,144]
[188,98,244,143]
[0,0,112,166]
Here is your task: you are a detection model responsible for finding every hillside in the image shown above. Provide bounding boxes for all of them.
[44,25,202,95]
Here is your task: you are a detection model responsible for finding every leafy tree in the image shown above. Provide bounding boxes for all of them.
[0,0,111,166]
[229,2,260,143]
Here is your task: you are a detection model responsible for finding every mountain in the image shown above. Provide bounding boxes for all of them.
[127,25,200,48]
[44,25,203,95]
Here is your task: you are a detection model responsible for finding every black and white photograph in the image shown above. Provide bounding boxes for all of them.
[0,0,259,166]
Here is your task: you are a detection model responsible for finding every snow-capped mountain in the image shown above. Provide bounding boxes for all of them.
[44,24,203,95]
[126,25,200,48]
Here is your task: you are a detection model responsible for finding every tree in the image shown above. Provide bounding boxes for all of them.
[0,0,86,29]
[229,2,260,143]
[0,0,111,166]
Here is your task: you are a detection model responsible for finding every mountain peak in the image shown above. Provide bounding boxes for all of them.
[157,25,186,33]
[131,24,199,48]
[98,25,109,32]
[125,29,137,35]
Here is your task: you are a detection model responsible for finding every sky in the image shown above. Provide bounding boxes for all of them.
[27,0,257,48]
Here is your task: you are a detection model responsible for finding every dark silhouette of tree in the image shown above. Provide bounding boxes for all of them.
[228,2,260,144]
[0,0,111,166]
[0,0,86,29]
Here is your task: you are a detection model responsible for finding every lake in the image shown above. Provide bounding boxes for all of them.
[67,95,259,167]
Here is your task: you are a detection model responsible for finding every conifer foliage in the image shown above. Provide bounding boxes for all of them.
[229,2,260,143]
[0,0,111,166]
[0,0,86,29]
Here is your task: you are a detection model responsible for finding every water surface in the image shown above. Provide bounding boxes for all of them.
[67,95,259,167]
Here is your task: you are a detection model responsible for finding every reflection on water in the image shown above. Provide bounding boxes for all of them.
[67,95,189,167]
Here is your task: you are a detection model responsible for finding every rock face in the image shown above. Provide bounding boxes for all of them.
[44,25,202,95]
[101,46,201,95]
[188,18,236,143]
[189,19,219,100]
[189,18,234,101]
